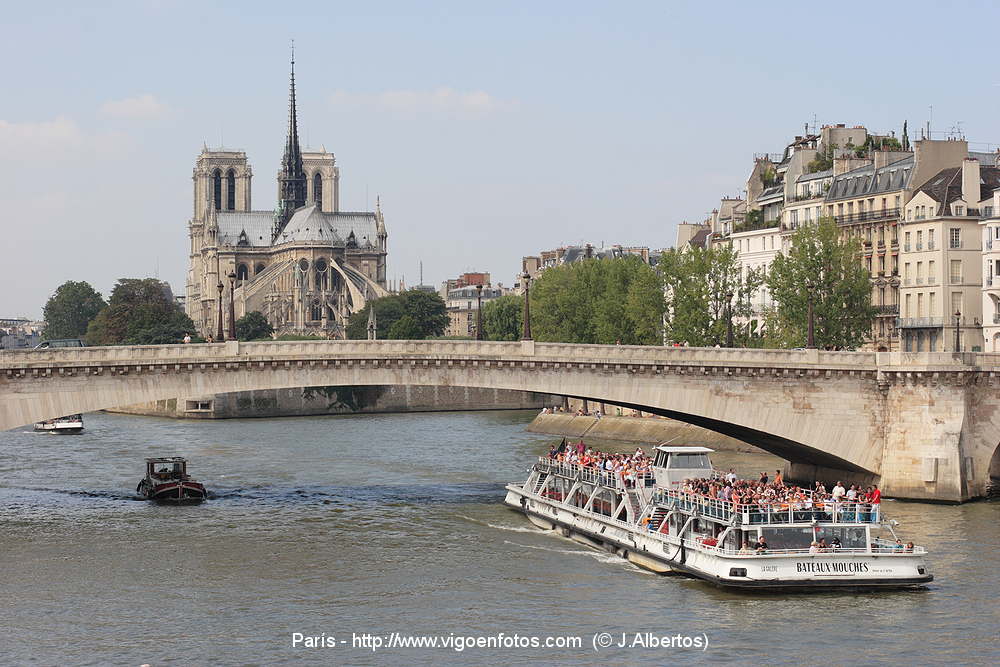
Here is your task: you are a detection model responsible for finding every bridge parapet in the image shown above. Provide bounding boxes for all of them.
[1,340,878,369]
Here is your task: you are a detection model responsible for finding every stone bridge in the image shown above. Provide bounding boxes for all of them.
[3,340,1000,502]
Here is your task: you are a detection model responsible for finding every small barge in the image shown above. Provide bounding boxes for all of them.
[504,446,932,590]
[137,457,207,502]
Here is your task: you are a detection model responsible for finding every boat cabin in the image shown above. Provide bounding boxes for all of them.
[651,446,714,489]
[146,457,189,481]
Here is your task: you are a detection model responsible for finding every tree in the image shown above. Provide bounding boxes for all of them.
[41,281,107,340]
[765,217,875,349]
[529,256,664,344]
[235,311,274,341]
[346,289,449,340]
[807,144,836,173]
[481,294,522,341]
[661,244,764,347]
[85,278,197,345]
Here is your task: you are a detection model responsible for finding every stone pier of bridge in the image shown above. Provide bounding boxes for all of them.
[2,340,1000,502]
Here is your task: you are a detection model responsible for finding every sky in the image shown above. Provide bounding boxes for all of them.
[3,0,1000,318]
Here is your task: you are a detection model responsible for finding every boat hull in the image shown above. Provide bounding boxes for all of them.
[34,424,83,434]
[139,480,207,502]
[504,484,933,591]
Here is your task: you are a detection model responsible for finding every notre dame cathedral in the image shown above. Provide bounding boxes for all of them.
[185,54,389,339]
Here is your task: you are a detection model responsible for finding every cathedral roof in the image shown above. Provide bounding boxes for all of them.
[217,211,274,247]
[275,204,379,248]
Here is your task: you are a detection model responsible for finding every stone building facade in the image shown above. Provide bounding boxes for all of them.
[185,56,388,339]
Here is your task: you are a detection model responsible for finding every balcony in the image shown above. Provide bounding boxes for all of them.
[928,241,935,250]
[904,244,911,251]
[891,238,899,248]
[950,241,963,249]
[916,277,924,285]
[876,304,899,315]
[877,240,885,249]
[833,207,901,226]
[988,239,994,250]
[896,317,947,328]
[916,243,923,251]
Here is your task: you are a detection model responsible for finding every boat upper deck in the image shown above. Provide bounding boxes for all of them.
[657,488,881,525]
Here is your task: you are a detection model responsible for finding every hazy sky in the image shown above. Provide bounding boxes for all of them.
[4,0,999,318]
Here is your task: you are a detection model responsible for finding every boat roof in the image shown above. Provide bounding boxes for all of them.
[145,457,188,463]
[653,446,714,454]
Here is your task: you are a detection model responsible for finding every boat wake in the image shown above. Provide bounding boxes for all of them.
[456,514,542,533]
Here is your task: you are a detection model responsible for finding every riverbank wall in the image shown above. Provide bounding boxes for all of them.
[527,413,765,453]
[110,385,559,419]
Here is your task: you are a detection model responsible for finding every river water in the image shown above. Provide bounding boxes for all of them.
[1,410,997,666]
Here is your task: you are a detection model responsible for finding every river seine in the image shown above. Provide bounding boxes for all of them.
[1,410,998,665]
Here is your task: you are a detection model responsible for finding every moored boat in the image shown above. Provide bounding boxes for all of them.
[504,445,932,590]
[34,414,84,434]
[137,457,207,502]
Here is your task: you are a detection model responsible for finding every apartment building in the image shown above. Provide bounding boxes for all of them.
[897,159,1000,351]
[980,191,1000,350]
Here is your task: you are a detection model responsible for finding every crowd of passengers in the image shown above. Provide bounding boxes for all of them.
[681,470,881,510]
[546,440,651,488]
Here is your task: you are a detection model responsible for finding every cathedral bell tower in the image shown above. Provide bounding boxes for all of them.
[274,46,307,240]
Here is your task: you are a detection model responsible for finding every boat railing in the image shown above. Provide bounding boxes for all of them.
[655,489,881,525]
[535,457,654,490]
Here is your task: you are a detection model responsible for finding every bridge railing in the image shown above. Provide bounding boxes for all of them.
[0,339,878,367]
[9,339,1000,372]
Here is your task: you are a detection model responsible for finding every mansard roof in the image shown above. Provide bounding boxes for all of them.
[915,166,1000,205]
[825,156,914,202]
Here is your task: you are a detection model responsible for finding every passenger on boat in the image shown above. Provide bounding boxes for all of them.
[809,541,820,553]
[755,536,768,554]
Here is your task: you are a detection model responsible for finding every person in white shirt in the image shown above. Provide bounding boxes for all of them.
[831,482,846,501]
[845,485,858,500]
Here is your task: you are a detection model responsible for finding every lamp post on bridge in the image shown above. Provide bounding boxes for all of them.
[521,272,533,341]
[954,310,961,353]
[216,281,225,342]
[806,282,816,349]
[475,284,483,341]
[228,271,237,341]
[725,291,734,347]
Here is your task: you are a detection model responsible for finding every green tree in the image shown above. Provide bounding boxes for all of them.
[85,278,197,345]
[529,256,664,344]
[235,311,274,341]
[481,294,523,341]
[41,281,107,339]
[346,290,449,340]
[765,217,875,349]
[807,143,836,173]
[660,244,764,347]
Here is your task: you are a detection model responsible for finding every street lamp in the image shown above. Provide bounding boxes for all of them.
[521,272,533,341]
[216,281,225,342]
[806,282,816,349]
[725,291,734,348]
[228,270,237,341]
[475,284,483,341]
[954,310,961,353]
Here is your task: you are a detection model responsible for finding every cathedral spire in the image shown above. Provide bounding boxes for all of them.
[276,41,307,236]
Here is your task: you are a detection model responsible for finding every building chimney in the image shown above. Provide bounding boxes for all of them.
[962,158,981,206]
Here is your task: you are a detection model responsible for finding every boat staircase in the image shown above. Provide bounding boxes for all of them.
[648,505,670,531]
[532,471,549,495]
[625,489,642,520]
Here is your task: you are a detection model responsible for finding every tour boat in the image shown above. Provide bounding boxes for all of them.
[33,414,84,434]
[136,457,207,502]
[504,446,932,590]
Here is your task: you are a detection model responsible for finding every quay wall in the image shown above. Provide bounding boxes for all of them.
[111,385,559,419]
[527,413,765,453]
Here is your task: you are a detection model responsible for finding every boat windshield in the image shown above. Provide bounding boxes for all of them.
[761,526,868,550]
[150,461,185,476]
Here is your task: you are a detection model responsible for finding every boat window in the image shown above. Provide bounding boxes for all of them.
[761,527,815,550]
[813,526,868,549]
[653,451,668,467]
[668,453,710,469]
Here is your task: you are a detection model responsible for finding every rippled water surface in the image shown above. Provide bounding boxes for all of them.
[1,411,998,666]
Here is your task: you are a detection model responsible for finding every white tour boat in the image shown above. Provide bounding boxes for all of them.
[504,446,932,590]
[33,414,84,434]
